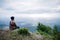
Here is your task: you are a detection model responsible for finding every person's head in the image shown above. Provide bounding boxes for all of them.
[11,16,14,20]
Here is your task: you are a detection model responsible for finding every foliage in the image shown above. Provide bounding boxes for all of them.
[37,22,52,34]
[37,30,48,36]
[0,25,53,40]
[18,28,29,35]
[0,30,53,40]
[37,23,60,40]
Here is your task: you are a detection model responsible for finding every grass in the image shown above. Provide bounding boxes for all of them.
[0,28,53,40]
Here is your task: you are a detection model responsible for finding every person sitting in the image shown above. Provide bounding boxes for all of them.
[9,16,19,30]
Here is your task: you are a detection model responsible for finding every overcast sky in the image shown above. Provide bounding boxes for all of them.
[0,0,60,27]
[0,0,60,18]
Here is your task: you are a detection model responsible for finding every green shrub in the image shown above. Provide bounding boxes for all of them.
[37,22,52,34]
[18,28,29,35]
[37,30,48,36]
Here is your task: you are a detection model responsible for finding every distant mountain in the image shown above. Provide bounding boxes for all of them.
[57,25,60,31]
[0,20,9,27]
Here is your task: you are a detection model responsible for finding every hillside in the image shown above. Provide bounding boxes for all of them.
[0,29,53,40]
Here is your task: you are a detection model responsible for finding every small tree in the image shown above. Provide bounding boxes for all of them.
[37,22,51,34]
[37,22,46,32]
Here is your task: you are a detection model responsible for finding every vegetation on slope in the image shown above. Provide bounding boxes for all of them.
[37,22,60,40]
[0,28,53,40]
[0,22,60,40]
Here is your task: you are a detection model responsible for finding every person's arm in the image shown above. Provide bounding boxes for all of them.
[14,22,19,29]
[14,22,17,27]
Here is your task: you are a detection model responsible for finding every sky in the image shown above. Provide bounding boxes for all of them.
[0,0,60,15]
[0,0,60,27]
